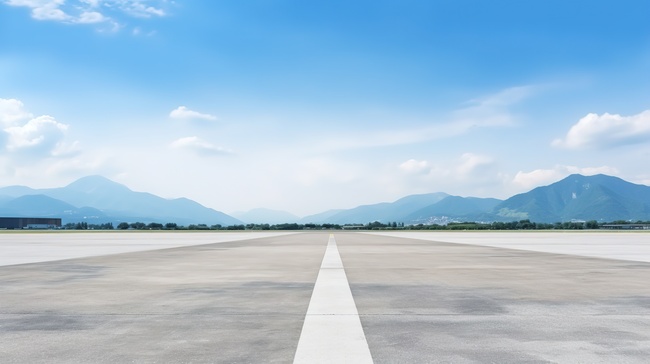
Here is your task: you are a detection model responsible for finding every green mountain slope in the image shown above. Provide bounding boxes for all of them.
[494,174,650,222]
[406,195,502,223]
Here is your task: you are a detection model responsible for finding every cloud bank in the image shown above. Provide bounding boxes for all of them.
[513,165,620,190]
[553,110,650,149]
[397,153,505,197]
[169,106,218,121]
[170,136,232,156]
[4,0,167,31]
[399,159,430,174]
[0,98,33,126]
[314,86,534,152]
[0,98,78,159]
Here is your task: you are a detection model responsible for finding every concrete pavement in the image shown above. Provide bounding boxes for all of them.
[1,233,324,363]
[1,231,650,363]
[339,232,650,363]
[0,231,298,267]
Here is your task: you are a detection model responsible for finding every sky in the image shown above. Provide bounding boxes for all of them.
[1,0,649,217]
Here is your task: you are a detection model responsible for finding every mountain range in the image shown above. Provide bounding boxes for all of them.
[0,176,242,226]
[1,174,649,225]
[492,174,650,223]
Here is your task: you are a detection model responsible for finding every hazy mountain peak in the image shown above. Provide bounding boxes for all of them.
[0,175,242,225]
[1,173,648,225]
[0,185,37,198]
[65,175,131,194]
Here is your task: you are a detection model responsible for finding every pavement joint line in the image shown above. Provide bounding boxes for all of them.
[3,312,649,317]
[293,234,374,364]
[0,313,309,317]
[3,313,648,316]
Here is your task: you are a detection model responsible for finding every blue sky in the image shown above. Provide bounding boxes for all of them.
[1,0,649,216]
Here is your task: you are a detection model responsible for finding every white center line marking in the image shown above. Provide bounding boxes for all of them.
[294,234,373,364]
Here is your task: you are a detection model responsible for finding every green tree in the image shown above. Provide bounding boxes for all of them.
[130,222,146,230]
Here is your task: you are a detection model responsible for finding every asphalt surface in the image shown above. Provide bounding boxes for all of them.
[2,231,650,363]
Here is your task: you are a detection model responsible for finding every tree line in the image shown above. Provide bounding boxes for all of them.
[61,219,650,231]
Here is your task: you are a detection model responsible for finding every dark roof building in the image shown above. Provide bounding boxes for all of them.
[601,224,650,230]
[0,217,62,229]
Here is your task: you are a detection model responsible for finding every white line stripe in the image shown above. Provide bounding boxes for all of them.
[294,234,373,364]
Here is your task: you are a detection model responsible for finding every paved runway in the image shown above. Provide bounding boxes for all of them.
[1,231,650,363]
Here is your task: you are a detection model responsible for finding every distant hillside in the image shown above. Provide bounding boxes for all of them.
[300,209,345,224]
[319,193,450,224]
[0,176,242,226]
[406,195,502,223]
[2,173,648,226]
[300,174,650,225]
[0,194,106,222]
[493,174,650,223]
[0,185,37,197]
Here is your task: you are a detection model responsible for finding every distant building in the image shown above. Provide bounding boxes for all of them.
[342,224,365,230]
[601,224,650,230]
[0,217,62,229]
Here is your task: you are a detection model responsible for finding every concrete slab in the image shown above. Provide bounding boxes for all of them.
[335,232,650,363]
[0,233,326,363]
[3,231,650,363]
[0,231,297,267]
[365,231,650,262]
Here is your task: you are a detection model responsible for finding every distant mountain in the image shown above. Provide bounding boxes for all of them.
[0,176,242,226]
[318,193,450,224]
[298,174,650,225]
[493,174,650,223]
[300,209,345,224]
[406,195,502,223]
[0,195,14,205]
[0,185,37,197]
[0,194,76,217]
[233,208,300,224]
[0,194,106,222]
[2,173,648,226]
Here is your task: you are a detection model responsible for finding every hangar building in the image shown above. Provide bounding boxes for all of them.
[0,217,62,229]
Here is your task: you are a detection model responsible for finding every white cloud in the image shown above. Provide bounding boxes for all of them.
[314,85,534,152]
[4,0,167,31]
[397,153,505,196]
[170,136,232,156]
[512,165,620,190]
[399,159,431,174]
[0,98,33,126]
[115,0,165,17]
[7,0,71,21]
[32,2,70,21]
[76,10,106,23]
[455,153,496,180]
[553,110,650,149]
[80,0,100,7]
[51,140,82,157]
[5,115,68,154]
[169,106,218,121]
[1,99,80,161]
[453,85,534,126]
[44,153,112,178]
